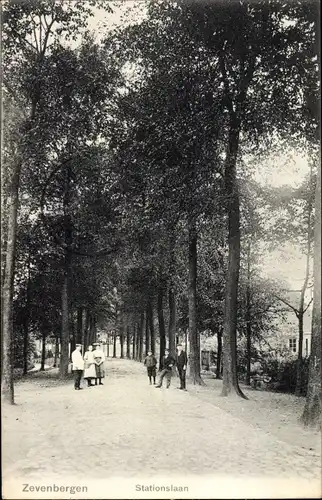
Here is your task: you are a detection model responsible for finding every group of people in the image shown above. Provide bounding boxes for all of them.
[144,344,188,391]
[72,342,188,391]
[71,343,105,390]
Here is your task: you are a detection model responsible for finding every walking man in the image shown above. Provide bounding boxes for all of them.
[71,344,84,390]
[144,350,157,385]
[176,343,188,390]
[155,348,176,389]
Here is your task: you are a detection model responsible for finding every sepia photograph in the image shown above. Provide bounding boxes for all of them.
[1,0,321,499]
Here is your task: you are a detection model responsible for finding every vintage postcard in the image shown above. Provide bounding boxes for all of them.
[1,0,321,499]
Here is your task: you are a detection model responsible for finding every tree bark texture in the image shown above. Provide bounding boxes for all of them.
[148,301,155,355]
[139,311,144,362]
[59,165,72,378]
[158,288,166,369]
[113,330,117,358]
[296,174,313,396]
[22,258,32,376]
[188,216,204,385]
[53,334,60,368]
[132,323,137,360]
[245,240,252,386]
[295,313,305,396]
[301,161,321,428]
[120,322,124,359]
[76,307,83,344]
[70,312,76,356]
[59,247,71,377]
[145,305,150,355]
[1,158,21,404]
[216,329,223,379]
[221,124,247,399]
[126,324,131,359]
[40,328,47,371]
[168,287,176,357]
[83,309,90,350]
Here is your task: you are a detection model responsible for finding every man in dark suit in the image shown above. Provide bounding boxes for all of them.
[176,344,188,390]
[155,349,176,388]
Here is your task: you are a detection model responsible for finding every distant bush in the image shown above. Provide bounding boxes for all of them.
[237,348,309,395]
[264,357,309,396]
[12,333,37,369]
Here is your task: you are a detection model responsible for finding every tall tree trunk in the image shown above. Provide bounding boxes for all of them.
[113,330,117,358]
[188,216,204,385]
[126,324,131,359]
[132,323,137,360]
[216,329,223,380]
[87,314,92,347]
[119,334,124,358]
[53,334,60,368]
[145,305,150,355]
[70,311,76,357]
[120,318,124,359]
[83,309,90,350]
[185,328,188,353]
[301,161,321,427]
[22,257,32,376]
[59,165,72,378]
[117,306,124,359]
[296,172,313,396]
[40,328,47,371]
[106,332,110,358]
[246,323,251,386]
[221,124,247,399]
[136,322,140,361]
[158,287,166,369]
[148,301,155,355]
[295,313,305,395]
[0,61,7,293]
[245,240,252,386]
[1,92,39,401]
[168,287,176,357]
[23,320,28,377]
[139,312,144,362]
[92,315,97,345]
[1,157,21,403]
[76,307,83,344]
[60,248,71,377]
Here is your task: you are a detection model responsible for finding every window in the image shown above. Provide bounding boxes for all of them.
[289,338,297,353]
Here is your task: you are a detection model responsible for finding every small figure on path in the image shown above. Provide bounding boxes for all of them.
[176,344,188,391]
[155,348,176,389]
[71,344,84,391]
[144,350,157,385]
[84,345,96,387]
[93,342,105,385]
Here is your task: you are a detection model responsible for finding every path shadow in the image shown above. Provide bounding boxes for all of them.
[14,368,74,388]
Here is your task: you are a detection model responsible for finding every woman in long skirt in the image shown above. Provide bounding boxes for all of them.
[83,345,96,387]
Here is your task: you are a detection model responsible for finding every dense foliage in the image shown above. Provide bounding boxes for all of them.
[1,0,320,426]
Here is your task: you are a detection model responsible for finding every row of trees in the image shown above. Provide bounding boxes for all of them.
[1,0,320,427]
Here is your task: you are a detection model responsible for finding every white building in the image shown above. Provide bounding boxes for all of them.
[277,289,312,357]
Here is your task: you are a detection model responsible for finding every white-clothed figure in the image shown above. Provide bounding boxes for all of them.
[84,345,96,387]
[71,344,84,390]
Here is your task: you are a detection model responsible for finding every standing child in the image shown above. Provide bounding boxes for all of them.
[144,351,157,385]
[93,342,105,385]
